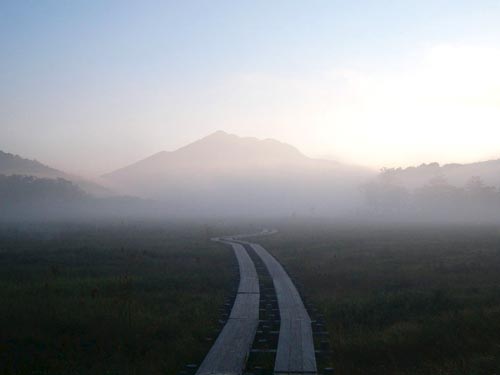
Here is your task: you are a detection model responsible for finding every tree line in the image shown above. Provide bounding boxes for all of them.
[362,171,500,222]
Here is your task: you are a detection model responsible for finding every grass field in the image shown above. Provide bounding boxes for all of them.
[0,221,233,375]
[258,221,500,375]
[3,219,500,375]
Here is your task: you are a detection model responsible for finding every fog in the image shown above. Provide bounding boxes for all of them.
[2,130,500,224]
[2,3,500,224]
[99,131,370,217]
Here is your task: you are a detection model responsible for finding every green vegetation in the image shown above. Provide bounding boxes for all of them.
[259,221,500,375]
[0,221,233,375]
[3,219,500,375]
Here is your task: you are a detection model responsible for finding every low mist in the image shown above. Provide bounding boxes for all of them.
[2,132,500,224]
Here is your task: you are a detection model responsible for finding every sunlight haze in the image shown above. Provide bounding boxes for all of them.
[1,1,500,175]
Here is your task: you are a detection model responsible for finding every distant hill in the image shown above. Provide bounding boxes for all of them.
[103,131,372,216]
[0,173,161,221]
[381,159,500,188]
[0,150,112,197]
[0,150,62,177]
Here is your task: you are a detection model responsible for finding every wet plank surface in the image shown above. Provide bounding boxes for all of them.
[249,243,317,374]
[195,241,259,375]
[233,243,260,294]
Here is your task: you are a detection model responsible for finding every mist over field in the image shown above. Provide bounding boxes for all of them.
[2,130,500,223]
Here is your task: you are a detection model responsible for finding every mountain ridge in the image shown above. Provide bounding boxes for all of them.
[103,130,342,180]
[101,131,370,215]
[0,150,62,177]
[0,150,113,197]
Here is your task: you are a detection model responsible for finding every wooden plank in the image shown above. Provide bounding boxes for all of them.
[196,319,259,375]
[196,241,260,375]
[248,243,317,374]
[232,243,260,294]
[230,293,260,320]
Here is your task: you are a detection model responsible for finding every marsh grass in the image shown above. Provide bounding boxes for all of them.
[259,222,500,375]
[0,222,232,375]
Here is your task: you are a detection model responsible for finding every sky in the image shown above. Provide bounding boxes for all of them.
[1,0,500,176]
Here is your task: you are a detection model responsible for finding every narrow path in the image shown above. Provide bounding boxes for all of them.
[196,232,317,374]
[243,241,317,374]
[195,241,260,375]
[245,244,280,365]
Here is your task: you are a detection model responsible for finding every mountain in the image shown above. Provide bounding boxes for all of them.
[380,159,500,189]
[0,150,62,177]
[0,150,112,197]
[103,131,372,216]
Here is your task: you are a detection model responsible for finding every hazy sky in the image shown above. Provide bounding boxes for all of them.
[2,1,500,176]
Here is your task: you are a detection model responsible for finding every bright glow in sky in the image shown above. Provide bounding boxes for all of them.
[1,1,500,176]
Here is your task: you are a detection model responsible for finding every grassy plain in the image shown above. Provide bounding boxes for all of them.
[0,221,233,375]
[259,221,500,375]
[3,219,500,375]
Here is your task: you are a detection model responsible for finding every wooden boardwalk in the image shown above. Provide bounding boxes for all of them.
[196,233,316,375]
[248,242,317,374]
[195,241,260,375]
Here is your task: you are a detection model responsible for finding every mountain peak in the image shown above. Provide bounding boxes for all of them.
[207,130,230,138]
[195,130,238,144]
[103,131,317,183]
[101,131,369,214]
[175,131,306,161]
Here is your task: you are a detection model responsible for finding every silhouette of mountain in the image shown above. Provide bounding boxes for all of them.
[105,130,338,177]
[0,150,62,177]
[0,150,112,197]
[103,131,371,216]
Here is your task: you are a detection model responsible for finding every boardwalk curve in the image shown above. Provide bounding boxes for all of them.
[195,241,260,375]
[245,242,317,374]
